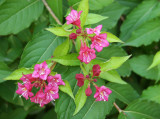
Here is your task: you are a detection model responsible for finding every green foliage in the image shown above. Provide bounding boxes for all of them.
[148,51,160,69]
[47,27,71,36]
[106,32,124,43]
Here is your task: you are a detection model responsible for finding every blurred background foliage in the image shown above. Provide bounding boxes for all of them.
[0,0,160,119]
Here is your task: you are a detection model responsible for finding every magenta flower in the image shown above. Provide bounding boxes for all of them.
[85,85,92,96]
[94,86,112,101]
[86,25,102,35]
[32,61,51,80]
[16,82,33,100]
[78,41,96,64]
[69,33,77,40]
[20,74,35,83]
[30,89,47,107]
[90,33,109,52]
[75,73,85,87]
[66,10,82,28]
[44,85,59,102]
[92,64,101,77]
[47,74,65,86]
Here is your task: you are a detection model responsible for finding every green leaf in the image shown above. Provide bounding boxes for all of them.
[42,108,57,119]
[130,55,160,81]
[75,36,82,53]
[106,32,124,43]
[141,85,160,104]
[100,55,131,71]
[123,19,160,47]
[59,80,74,100]
[89,0,113,10]
[106,82,139,104]
[73,80,89,115]
[4,68,34,80]
[0,0,5,6]
[96,46,131,77]
[0,0,44,35]
[118,100,160,119]
[78,0,89,27]
[100,70,126,84]
[19,30,65,68]
[54,38,70,57]
[0,62,12,83]
[48,53,80,66]
[148,51,160,69]
[92,2,128,30]
[85,13,108,25]
[120,0,160,41]
[47,27,71,36]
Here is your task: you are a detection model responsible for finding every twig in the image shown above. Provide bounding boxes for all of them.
[42,0,62,25]
[120,16,125,21]
[113,102,126,115]
[50,61,57,71]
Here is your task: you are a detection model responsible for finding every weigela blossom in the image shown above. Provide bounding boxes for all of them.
[75,73,85,87]
[69,33,77,40]
[94,86,112,101]
[78,41,96,64]
[92,64,101,77]
[32,61,51,80]
[86,25,102,35]
[90,33,109,52]
[85,85,92,96]
[16,61,65,107]
[66,10,82,28]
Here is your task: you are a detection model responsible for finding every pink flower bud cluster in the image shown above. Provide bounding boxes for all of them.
[75,64,112,101]
[66,9,110,64]
[16,61,65,107]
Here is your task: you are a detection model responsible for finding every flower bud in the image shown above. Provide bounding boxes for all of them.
[92,64,101,77]
[76,29,81,34]
[69,33,77,40]
[93,79,97,82]
[85,85,92,96]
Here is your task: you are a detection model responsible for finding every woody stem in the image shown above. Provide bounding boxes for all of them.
[50,61,57,71]
[113,102,123,113]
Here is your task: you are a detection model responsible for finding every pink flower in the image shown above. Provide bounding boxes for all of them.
[94,86,112,101]
[69,33,77,40]
[78,41,96,64]
[75,73,85,87]
[86,25,102,35]
[32,61,51,80]
[92,64,101,77]
[90,33,109,52]
[20,74,35,83]
[76,29,81,34]
[44,85,59,102]
[66,10,82,28]
[85,85,92,96]
[16,82,33,100]
[30,89,47,107]
[47,74,65,86]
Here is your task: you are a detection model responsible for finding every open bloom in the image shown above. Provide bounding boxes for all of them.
[86,25,102,35]
[94,86,112,101]
[20,74,35,83]
[16,82,33,100]
[47,74,65,86]
[92,64,101,77]
[90,33,109,52]
[78,41,96,64]
[32,61,51,80]
[75,73,85,87]
[66,10,82,28]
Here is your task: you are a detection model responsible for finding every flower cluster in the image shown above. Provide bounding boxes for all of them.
[16,61,65,107]
[75,64,112,101]
[66,9,110,64]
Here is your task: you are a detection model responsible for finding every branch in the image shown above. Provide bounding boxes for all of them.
[42,0,62,25]
[113,102,126,116]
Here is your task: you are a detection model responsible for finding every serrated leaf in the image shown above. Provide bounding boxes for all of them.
[89,0,113,10]
[123,19,160,47]
[59,80,74,100]
[120,0,160,41]
[0,0,44,35]
[19,30,65,68]
[100,55,131,71]
[54,38,70,57]
[78,0,89,27]
[130,55,160,81]
[48,53,80,66]
[73,80,89,115]
[100,70,126,84]
[118,100,160,119]
[106,82,139,104]
[47,27,71,36]
[85,13,108,25]
[106,32,124,43]
[141,85,160,104]
[148,51,160,69]
[4,68,34,80]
